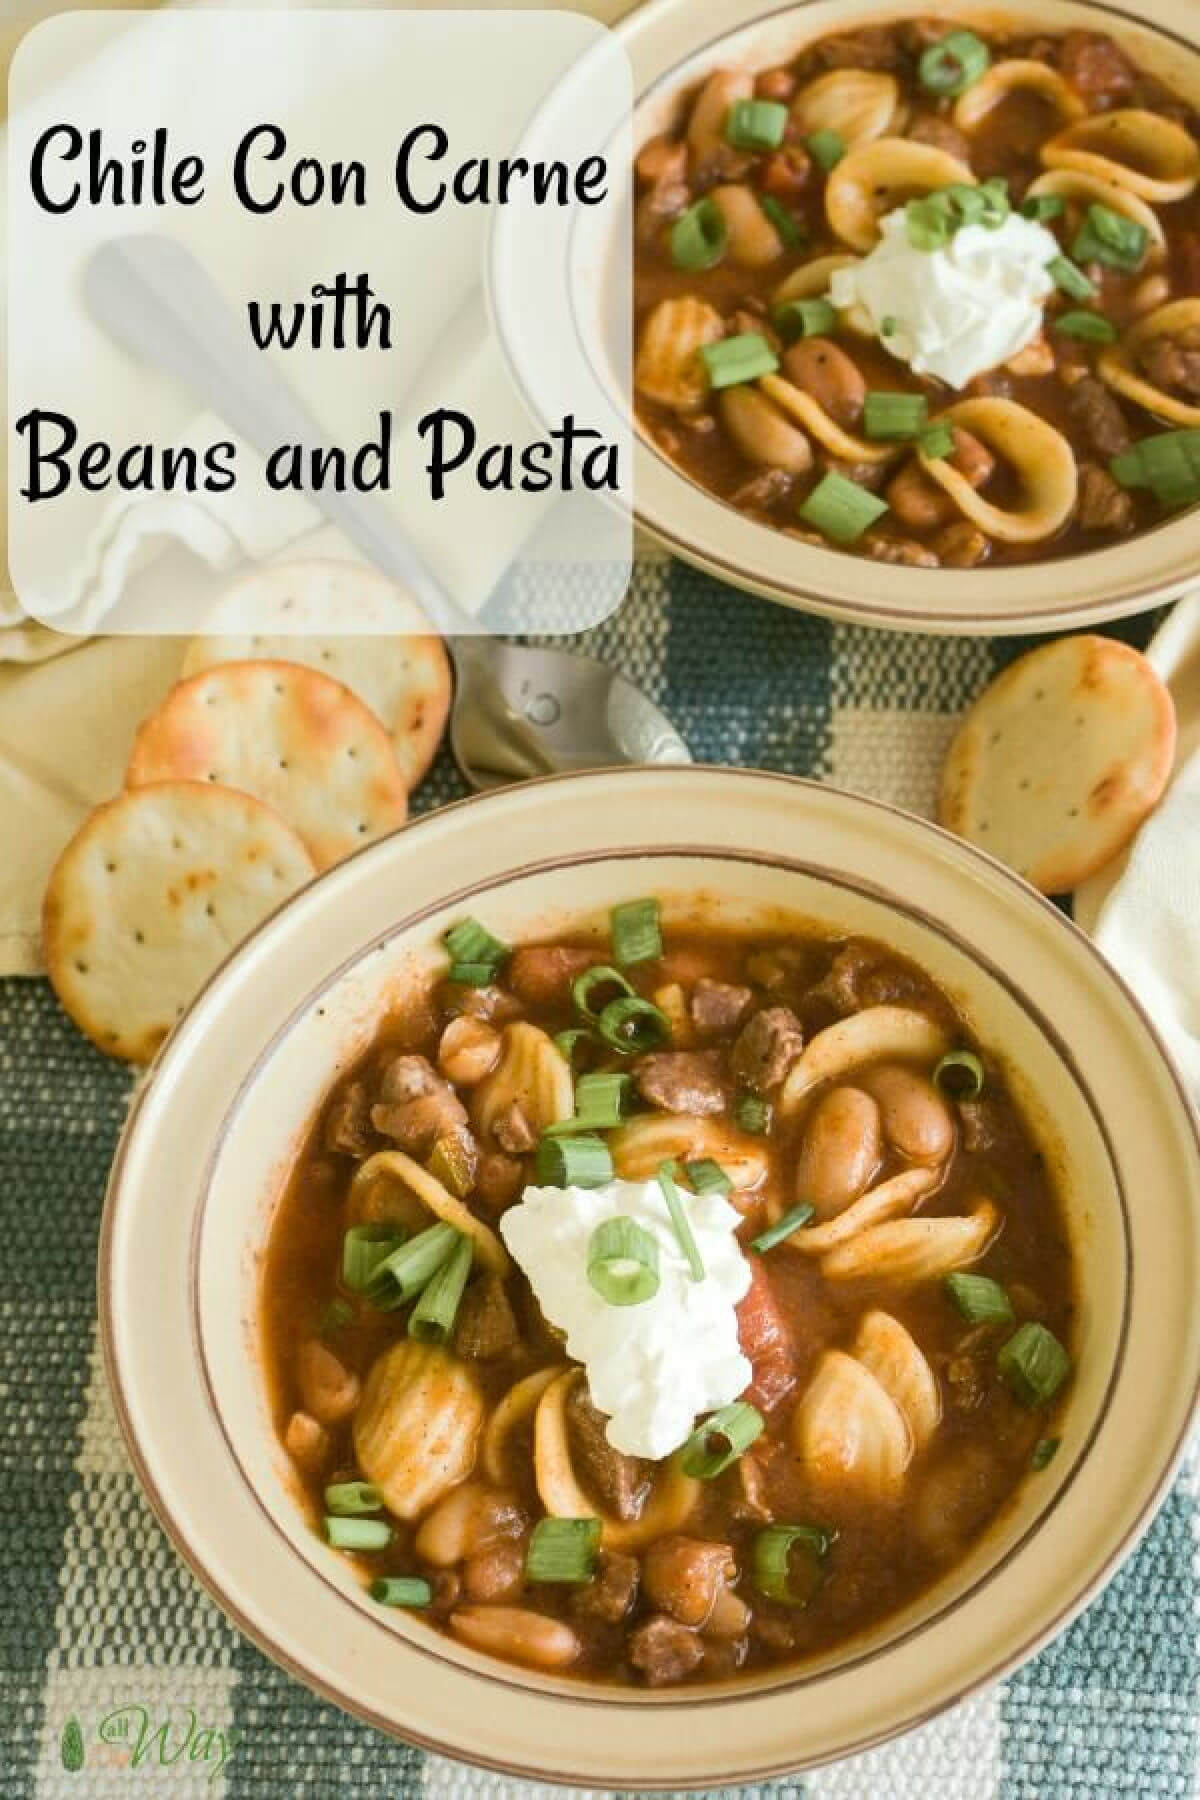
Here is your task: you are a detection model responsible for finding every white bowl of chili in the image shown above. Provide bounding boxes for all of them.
[100,767,1200,1783]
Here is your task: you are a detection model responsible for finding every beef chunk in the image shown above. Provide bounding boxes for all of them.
[1180,233,1200,297]
[863,532,940,569]
[509,945,597,1007]
[324,1080,374,1157]
[628,1614,705,1685]
[737,1261,796,1413]
[455,1275,520,1361]
[566,1383,651,1521]
[571,1551,639,1623]
[643,1536,735,1627]
[1077,462,1135,534]
[730,468,796,512]
[474,1152,525,1211]
[371,1054,470,1156]
[462,1542,526,1602]
[635,1049,729,1116]
[933,521,991,568]
[1059,31,1137,106]
[813,26,902,69]
[807,940,943,1017]
[1067,376,1132,459]
[730,1007,804,1092]
[493,1101,537,1154]
[908,112,971,161]
[1138,329,1200,400]
[690,978,754,1034]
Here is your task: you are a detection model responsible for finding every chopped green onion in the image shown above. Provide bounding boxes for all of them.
[409,1234,473,1343]
[572,963,634,1019]
[1111,429,1200,509]
[318,1296,354,1339]
[371,1222,459,1307]
[1052,309,1117,344]
[680,1401,764,1478]
[325,1516,393,1552]
[611,897,663,966]
[724,97,789,152]
[918,29,990,97]
[920,420,956,459]
[979,176,1011,226]
[1072,202,1148,272]
[670,196,729,271]
[342,1224,406,1295]
[658,1160,705,1281]
[771,297,837,342]
[596,994,673,1055]
[941,181,991,227]
[546,1071,633,1136]
[684,1158,733,1196]
[1032,1436,1061,1471]
[587,1216,660,1306]
[750,1202,814,1254]
[806,128,846,171]
[324,1481,384,1517]
[864,392,929,441]
[944,1271,1014,1325]
[1048,255,1096,301]
[997,1322,1071,1406]
[758,192,807,249]
[933,1049,985,1098]
[555,1026,599,1068]
[447,961,499,987]
[700,332,781,390]
[443,918,508,970]
[753,1523,832,1606]
[525,1516,602,1583]
[797,471,889,544]
[427,1133,474,1197]
[880,315,899,338]
[735,1092,773,1134]
[371,1576,432,1607]
[1021,193,1065,222]
[535,1133,614,1189]
[905,193,955,252]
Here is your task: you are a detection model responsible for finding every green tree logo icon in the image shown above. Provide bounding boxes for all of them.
[60,1715,85,1774]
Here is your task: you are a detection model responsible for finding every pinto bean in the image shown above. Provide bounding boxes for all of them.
[705,1586,752,1640]
[636,135,687,188]
[296,1340,360,1427]
[686,70,754,181]
[643,1536,736,1627]
[509,945,596,1007]
[284,1410,330,1472]
[438,1016,502,1087]
[1005,334,1055,377]
[781,339,866,430]
[462,1541,527,1603]
[795,1086,883,1218]
[1131,272,1171,316]
[450,1605,581,1670]
[755,66,795,101]
[712,183,785,268]
[414,1481,525,1567]
[719,387,813,474]
[933,521,991,568]
[886,427,993,529]
[859,1063,955,1164]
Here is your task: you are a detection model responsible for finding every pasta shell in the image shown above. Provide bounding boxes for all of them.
[1041,109,1200,204]
[953,59,1085,132]
[826,137,974,252]
[534,1370,700,1550]
[1097,298,1200,429]
[1023,169,1164,255]
[711,182,785,268]
[793,1349,912,1501]
[758,373,897,466]
[472,1021,573,1145]
[349,1149,509,1274]
[772,253,874,338]
[790,1166,941,1254]
[482,1366,560,1486]
[610,1112,769,1191]
[917,398,1077,545]
[791,69,904,149]
[719,386,813,473]
[353,1341,484,1520]
[779,1005,950,1114]
[820,1199,1001,1283]
[853,1310,941,1449]
[635,296,725,413]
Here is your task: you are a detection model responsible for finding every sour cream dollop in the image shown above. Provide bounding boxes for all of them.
[499,1178,752,1461]
[829,206,1061,387]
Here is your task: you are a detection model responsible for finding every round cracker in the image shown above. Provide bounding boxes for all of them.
[180,561,452,790]
[126,661,409,870]
[939,635,1176,893]
[43,781,315,1063]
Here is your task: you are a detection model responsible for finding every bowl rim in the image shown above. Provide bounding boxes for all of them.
[98,767,1200,1783]
[620,0,1200,634]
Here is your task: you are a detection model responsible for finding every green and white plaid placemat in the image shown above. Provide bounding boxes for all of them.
[2,552,1194,1797]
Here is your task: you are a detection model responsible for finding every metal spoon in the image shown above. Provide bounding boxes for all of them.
[82,235,691,788]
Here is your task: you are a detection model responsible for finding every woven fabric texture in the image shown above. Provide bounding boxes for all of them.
[2,556,1193,1798]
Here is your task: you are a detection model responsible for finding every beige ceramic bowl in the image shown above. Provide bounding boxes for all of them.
[622,0,1200,633]
[100,768,1200,1784]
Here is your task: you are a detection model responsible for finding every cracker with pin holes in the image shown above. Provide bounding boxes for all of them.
[939,635,1175,894]
[43,782,315,1062]
[180,562,452,790]
[126,661,409,870]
